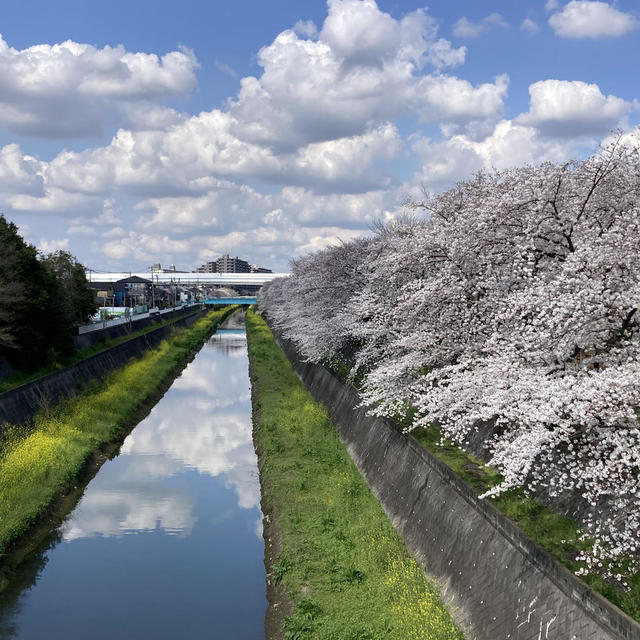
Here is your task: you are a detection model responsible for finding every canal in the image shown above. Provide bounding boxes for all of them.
[0,313,266,639]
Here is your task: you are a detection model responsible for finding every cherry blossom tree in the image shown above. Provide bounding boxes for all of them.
[258,132,640,577]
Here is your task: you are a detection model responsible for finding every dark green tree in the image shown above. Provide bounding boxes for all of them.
[40,250,98,326]
[0,214,60,369]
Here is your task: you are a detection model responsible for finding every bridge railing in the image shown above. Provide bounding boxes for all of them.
[203,297,256,305]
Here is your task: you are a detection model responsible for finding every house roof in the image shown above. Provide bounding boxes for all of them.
[116,275,152,284]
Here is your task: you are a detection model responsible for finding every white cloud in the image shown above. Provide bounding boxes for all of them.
[103,231,191,261]
[8,184,97,213]
[98,220,369,272]
[452,13,509,39]
[133,179,400,250]
[413,120,579,191]
[549,1,639,38]
[135,180,272,232]
[291,123,400,188]
[281,185,399,227]
[3,0,632,275]
[521,19,539,34]
[67,224,97,237]
[415,74,509,138]
[452,17,483,39]
[67,201,122,236]
[0,35,198,137]
[228,1,470,150]
[6,0,483,206]
[38,237,69,253]
[320,0,404,66]
[0,0,509,273]
[517,79,633,137]
[0,144,44,194]
[38,115,400,200]
[120,103,187,132]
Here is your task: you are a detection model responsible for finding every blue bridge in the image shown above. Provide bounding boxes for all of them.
[203,297,256,305]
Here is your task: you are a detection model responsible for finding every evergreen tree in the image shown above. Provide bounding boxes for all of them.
[0,214,59,368]
[0,216,96,370]
[40,250,98,326]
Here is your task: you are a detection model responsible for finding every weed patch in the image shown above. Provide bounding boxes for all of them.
[246,310,462,640]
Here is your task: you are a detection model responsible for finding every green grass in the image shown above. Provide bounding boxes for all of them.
[0,306,203,394]
[246,310,463,640]
[0,306,237,554]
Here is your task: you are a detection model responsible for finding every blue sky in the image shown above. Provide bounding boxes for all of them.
[0,0,638,271]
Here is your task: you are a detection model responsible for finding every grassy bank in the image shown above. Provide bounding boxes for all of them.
[246,309,463,640]
[0,306,204,394]
[0,306,236,555]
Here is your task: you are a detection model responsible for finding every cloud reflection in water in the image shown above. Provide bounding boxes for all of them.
[61,330,261,541]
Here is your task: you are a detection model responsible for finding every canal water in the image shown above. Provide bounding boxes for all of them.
[0,314,266,639]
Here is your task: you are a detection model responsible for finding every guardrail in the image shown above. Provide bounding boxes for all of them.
[77,304,199,334]
[203,297,256,305]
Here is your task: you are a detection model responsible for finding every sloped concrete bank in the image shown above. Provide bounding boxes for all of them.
[269,325,640,640]
[72,306,200,350]
[0,308,208,429]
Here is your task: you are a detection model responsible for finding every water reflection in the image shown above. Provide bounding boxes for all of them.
[0,317,266,639]
[60,327,260,541]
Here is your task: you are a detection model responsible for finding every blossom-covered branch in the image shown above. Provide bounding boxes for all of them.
[259,132,640,579]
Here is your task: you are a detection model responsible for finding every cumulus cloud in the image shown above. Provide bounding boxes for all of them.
[517,79,633,137]
[99,220,368,271]
[134,180,399,246]
[228,0,472,150]
[415,74,509,138]
[0,144,44,195]
[38,237,70,253]
[103,231,191,261]
[120,103,187,132]
[3,0,631,275]
[8,184,98,213]
[293,20,319,39]
[413,120,579,191]
[36,115,400,201]
[452,13,509,39]
[1,1,500,213]
[548,1,639,38]
[135,180,273,232]
[67,201,122,236]
[0,35,198,137]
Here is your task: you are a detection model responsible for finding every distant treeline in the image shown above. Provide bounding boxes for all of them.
[0,214,97,371]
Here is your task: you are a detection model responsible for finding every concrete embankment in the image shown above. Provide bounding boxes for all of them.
[0,307,207,429]
[267,321,640,640]
[73,306,200,350]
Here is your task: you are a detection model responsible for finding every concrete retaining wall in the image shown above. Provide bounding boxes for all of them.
[0,309,207,429]
[270,327,640,640]
[73,306,202,350]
